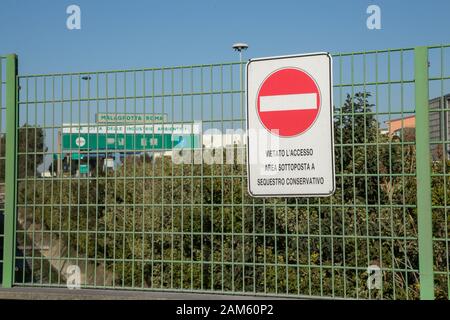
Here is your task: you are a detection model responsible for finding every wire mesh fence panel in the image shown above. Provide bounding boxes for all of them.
[4,45,448,299]
[331,48,418,299]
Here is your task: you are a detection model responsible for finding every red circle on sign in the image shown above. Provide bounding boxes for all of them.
[257,68,321,137]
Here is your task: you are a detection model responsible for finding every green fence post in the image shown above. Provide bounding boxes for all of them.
[415,46,435,300]
[2,54,18,288]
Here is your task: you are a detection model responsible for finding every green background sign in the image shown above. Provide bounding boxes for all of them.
[62,133,200,151]
[79,164,89,174]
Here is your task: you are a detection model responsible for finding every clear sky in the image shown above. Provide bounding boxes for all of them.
[1,0,450,74]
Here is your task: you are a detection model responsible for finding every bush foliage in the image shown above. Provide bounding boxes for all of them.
[15,92,450,299]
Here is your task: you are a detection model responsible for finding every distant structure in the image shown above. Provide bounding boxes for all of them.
[384,94,450,160]
[385,115,416,136]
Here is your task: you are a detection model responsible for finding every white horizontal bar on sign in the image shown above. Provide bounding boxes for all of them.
[259,93,317,112]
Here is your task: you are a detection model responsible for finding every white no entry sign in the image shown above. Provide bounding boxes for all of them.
[246,53,335,197]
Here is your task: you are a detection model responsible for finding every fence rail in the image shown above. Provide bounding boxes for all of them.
[1,45,450,299]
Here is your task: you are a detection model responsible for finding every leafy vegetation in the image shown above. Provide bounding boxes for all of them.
[13,92,450,299]
[0,124,47,181]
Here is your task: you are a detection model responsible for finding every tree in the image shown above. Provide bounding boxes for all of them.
[17,125,47,178]
[0,124,47,181]
[334,92,381,203]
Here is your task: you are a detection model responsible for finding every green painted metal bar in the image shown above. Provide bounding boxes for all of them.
[414,46,435,300]
[2,54,18,288]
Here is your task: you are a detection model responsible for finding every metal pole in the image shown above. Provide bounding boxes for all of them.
[57,129,62,176]
[415,46,435,300]
[239,50,243,107]
[446,98,449,160]
[2,54,18,288]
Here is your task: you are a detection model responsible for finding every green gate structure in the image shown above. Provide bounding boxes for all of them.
[1,45,450,299]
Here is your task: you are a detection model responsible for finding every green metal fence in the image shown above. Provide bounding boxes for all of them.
[428,45,450,299]
[0,55,7,285]
[1,54,17,288]
[1,45,450,299]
